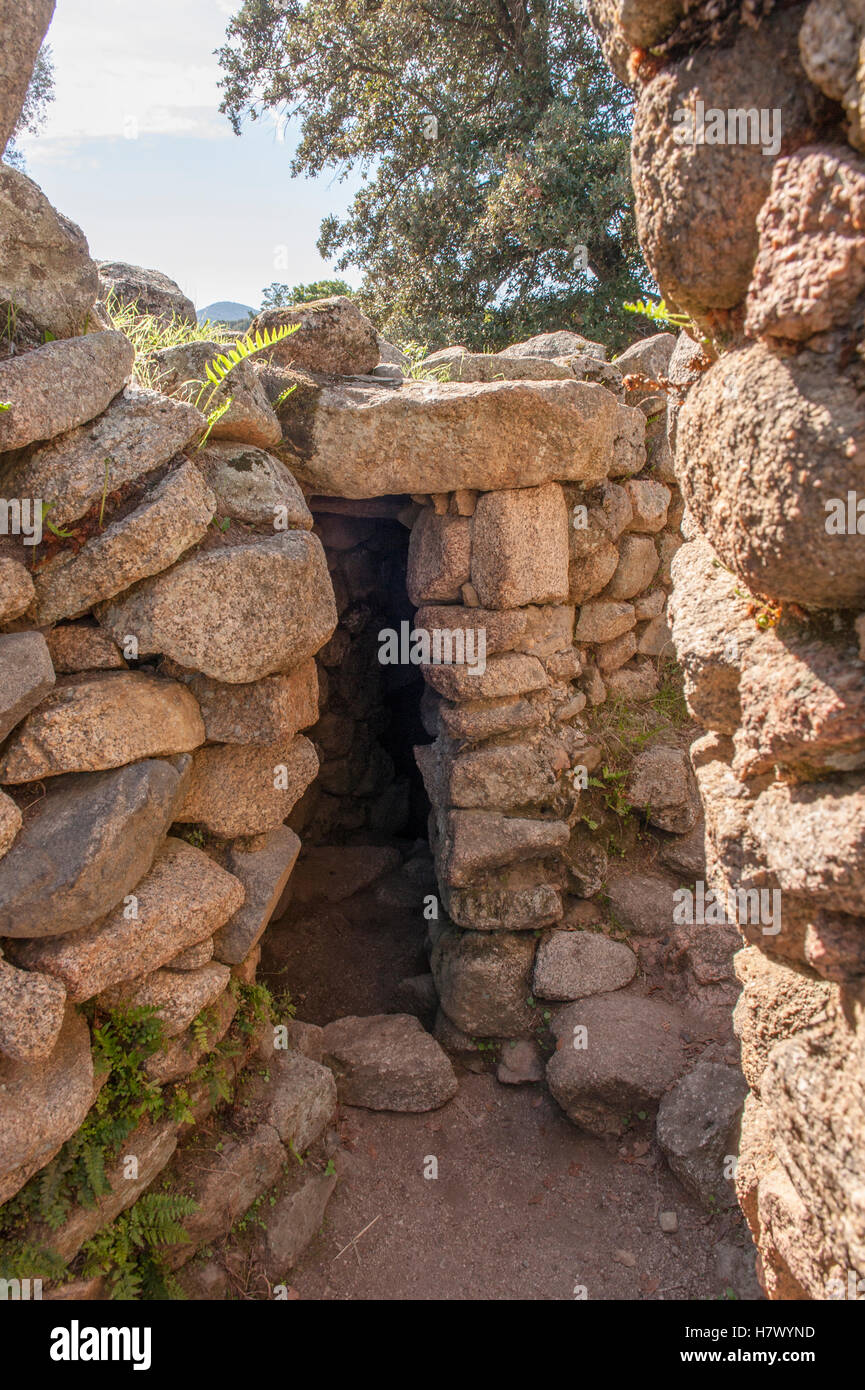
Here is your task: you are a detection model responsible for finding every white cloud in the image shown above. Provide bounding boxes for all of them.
[24,0,240,145]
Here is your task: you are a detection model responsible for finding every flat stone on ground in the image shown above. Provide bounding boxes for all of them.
[320,1013,458,1111]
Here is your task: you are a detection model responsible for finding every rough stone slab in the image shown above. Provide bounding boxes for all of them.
[175,735,318,839]
[213,826,301,964]
[0,956,66,1060]
[164,1122,286,1268]
[416,734,565,812]
[0,165,98,340]
[500,331,606,360]
[98,531,337,684]
[31,459,216,625]
[574,600,635,643]
[414,604,527,657]
[657,1060,747,1207]
[443,881,563,931]
[0,1007,94,1205]
[0,629,55,742]
[406,509,472,604]
[288,844,401,905]
[626,744,700,833]
[97,261,196,328]
[321,1013,458,1111]
[236,1047,336,1147]
[431,928,536,1036]
[547,992,687,1135]
[0,671,205,783]
[0,331,133,453]
[0,757,190,938]
[9,836,243,1001]
[0,556,34,623]
[471,483,570,609]
[279,376,618,497]
[153,341,281,450]
[533,929,637,1000]
[602,534,660,600]
[166,938,215,971]
[605,868,679,936]
[440,808,569,886]
[422,651,548,703]
[0,0,56,150]
[439,693,549,742]
[99,961,231,1039]
[4,383,205,528]
[145,988,237,1085]
[419,347,574,381]
[44,624,126,673]
[251,296,380,374]
[195,443,312,528]
[28,1120,178,1264]
[261,1169,337,1272]
[179,658,319,746]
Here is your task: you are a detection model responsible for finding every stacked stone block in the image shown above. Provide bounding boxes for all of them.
[588,0,865,1297]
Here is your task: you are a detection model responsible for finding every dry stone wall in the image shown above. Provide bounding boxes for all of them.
[588,0,865,1299]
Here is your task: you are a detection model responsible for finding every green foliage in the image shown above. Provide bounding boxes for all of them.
[261,278,354,309]
[201,323,298,390]
[623,297,692,330]
[0,1242,67,1282]
[104,295,233,391]
[219,0,652,352]
[0,1005,166,1240]
[588,765,632,820]
[0,402,10,412]
[80,1192,198,1301]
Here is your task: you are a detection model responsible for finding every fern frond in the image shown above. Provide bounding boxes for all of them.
[202,322,298,388]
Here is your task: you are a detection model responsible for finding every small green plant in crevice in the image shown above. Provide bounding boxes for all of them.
[80,1191,198,1301]
[177,826,206,850]
[0,401,10,412]
[0,1004,166,1251]
[588,765,632,820]
[622,297,693,332]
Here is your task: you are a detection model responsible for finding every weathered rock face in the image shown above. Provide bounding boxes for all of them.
[0,671,205,782]
[0,0,56,150]
[0,166,99,340]
[195,443,312,528]
[0,1007,94,1205]
[418,347,574,381]
[9,837,243,1000]
[0,758,189,937]
[547,992,687,1139]
[97,531,337,683]
[0,331,134,453]
[677,343,865,607]
[320,1013,458,1111]
[3,383,205,528]
[250,296,380,374]
[31,459,216,626]
[96,260,196,327]
[630,4,827,325]
[175,735,319,838]
[587,0,865,1298]
[152,340,281,450]
[277,376,618,497]
[0,630,55,742]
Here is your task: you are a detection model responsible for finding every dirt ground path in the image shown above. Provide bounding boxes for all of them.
[261,852,761,1303]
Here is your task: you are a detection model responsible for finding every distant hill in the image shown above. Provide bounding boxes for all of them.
[198,301,256,329]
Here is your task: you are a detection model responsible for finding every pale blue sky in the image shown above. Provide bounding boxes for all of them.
[18,0,362,311]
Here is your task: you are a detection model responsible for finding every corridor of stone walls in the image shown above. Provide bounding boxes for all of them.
[1,0,864,1320]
